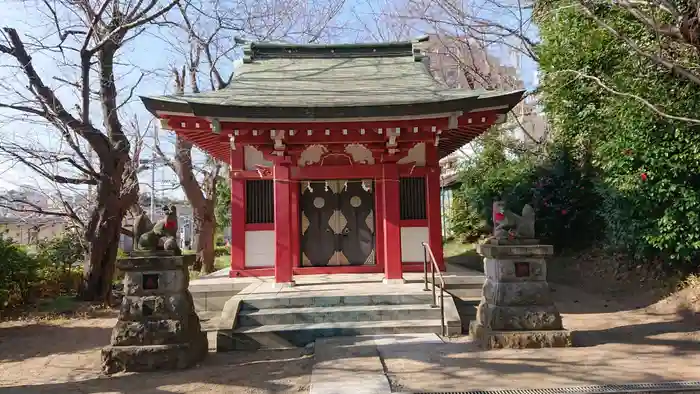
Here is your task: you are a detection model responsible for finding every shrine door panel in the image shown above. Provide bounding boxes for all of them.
[300,180,376,267]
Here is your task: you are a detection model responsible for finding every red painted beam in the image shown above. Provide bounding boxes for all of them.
[400,219,429,227]
[245,223,274,231]
[162,111,497,136]
[162,110,502,162]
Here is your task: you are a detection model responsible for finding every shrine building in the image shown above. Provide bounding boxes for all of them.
[141,37,524,286]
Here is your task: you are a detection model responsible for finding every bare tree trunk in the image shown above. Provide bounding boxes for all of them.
[177,159,218,274]
[192,201,216,273]
[156,67,221,275]
[80,154,135,301]
[81,205,123,302]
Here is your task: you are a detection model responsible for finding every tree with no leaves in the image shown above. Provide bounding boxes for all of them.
[0,0,178,302]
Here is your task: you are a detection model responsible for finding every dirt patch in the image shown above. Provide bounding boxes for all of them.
[444,241,689,310]
[547,247,683,308]
[0,314,313,393]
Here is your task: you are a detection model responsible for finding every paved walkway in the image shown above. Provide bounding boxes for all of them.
[311,337,392,394]
[310,332,700,394]
[310,282,700,394]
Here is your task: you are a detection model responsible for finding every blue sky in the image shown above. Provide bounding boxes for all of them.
[0,0,539,201]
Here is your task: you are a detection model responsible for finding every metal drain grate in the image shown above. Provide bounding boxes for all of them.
[402,381,700,394]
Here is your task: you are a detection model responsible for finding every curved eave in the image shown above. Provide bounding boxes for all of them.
[141,96,193,117]
[140,90,525,120]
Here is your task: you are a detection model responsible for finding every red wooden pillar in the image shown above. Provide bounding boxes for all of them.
[374,177,385,272]
[382,163,403,282]
[290,173,300,268]
[426,143,445,271]
[273,161,294,285]
[229,147,246,274]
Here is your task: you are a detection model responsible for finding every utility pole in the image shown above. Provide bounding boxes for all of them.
[150,125,158,221]
[190,206,195,250]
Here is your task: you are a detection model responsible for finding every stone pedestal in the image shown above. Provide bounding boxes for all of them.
[469,242,572,349]
[101,252,207,374]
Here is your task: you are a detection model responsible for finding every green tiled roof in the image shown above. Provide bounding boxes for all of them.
[141,38,525,119]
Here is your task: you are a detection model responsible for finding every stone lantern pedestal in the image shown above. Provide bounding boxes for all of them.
[469,241,572,349]
[101,251,207,374]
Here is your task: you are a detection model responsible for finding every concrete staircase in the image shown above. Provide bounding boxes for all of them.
[211,292,462,351]
[441,268,484,334]
[448,285,481,333]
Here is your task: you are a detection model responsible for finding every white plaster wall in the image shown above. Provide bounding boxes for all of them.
[400,226,430,263]
[245,230,275,267]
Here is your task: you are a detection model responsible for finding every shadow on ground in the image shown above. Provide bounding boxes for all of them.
[571,317,700,353]
[0,323,111,362]
[445,249,482,273]
[1,301,698,394]
[0,346,313,394]
[314,332,700,393]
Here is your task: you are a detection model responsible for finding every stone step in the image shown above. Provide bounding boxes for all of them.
[197,311,221,332]
[216,319,446,350]
[444,278,485,287]
[240,293,435,310]
[445,286,483,301]
[238,304,442,326]
[189,276,252,313]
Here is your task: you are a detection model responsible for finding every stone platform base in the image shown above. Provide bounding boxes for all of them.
[101,343,206,374]
[469,321,572,349]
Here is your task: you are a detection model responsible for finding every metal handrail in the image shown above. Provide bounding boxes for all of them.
[421,242,447,336]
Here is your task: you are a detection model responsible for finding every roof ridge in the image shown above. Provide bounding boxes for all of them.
[242,36,429,63]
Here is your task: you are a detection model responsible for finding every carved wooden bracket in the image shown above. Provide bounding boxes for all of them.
[271,129,286,156]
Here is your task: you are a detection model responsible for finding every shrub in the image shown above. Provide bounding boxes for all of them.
[33,231,86,297]
[447,191,487,241]
[35,231,85,269]
[214,245,230,257]
[451,133,600,250]
[0,234,41,309]
[528,147,601,248]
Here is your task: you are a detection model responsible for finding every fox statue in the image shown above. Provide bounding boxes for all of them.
[132,204,181,254]
[491,200,536,240]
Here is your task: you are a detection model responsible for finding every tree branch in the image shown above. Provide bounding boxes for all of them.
[0,27,111,158]
[555,69,700,125]
[0,198,84,227]
[577,1,700,87]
